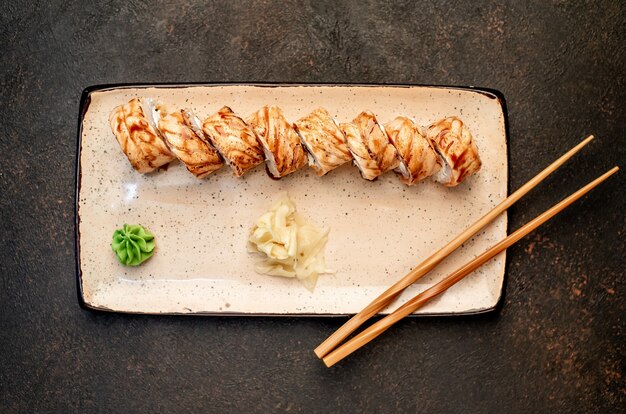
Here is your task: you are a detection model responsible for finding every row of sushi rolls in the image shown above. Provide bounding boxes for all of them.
[110,98,482,187]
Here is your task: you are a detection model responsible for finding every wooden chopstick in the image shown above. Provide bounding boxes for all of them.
[323,166,619,367]
[314,135,595,359]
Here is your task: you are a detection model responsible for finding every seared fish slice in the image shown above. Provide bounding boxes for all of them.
[426,116,481,186]
[293,108,352,176]
[342,111,399,180]
[202,106,264,177]
[385,116,441,185]
[158,109,224,178]
[109,98,175,173]
[247,105,308,178]
[110,105,151,173]
[339,122,382,180]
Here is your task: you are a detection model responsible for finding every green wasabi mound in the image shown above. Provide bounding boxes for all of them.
[111,224,155,266]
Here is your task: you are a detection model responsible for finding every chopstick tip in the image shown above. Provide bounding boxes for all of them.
[322,355,336,368]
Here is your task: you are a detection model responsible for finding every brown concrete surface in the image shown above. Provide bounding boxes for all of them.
[0,1,624,412]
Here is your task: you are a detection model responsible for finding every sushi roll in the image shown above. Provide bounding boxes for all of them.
[109,98,175,173]
[247,105,308,178]
[293,108,353,176]
[110,104,151,173]
[339,122,382,180]
[426,116,482,186]
[202,106,264,177]
[158,109,224,178]
[342,111,399,180]
[385,116,441,185]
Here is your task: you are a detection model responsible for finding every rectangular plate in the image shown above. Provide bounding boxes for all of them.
[76,83,508,315]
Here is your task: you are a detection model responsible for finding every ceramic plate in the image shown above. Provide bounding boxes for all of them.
[75,83,508,315]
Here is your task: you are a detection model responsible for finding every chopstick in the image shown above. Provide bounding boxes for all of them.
[323,166,619,367]
[314,135,594,359]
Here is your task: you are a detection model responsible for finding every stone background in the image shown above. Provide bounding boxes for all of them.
[1,1,624,412]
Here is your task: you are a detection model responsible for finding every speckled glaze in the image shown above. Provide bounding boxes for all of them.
[77,84,508,315]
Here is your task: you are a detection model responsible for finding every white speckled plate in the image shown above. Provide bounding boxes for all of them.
[76,84,508,316]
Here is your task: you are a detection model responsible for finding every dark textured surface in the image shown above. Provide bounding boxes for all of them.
[1,0,625,412]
